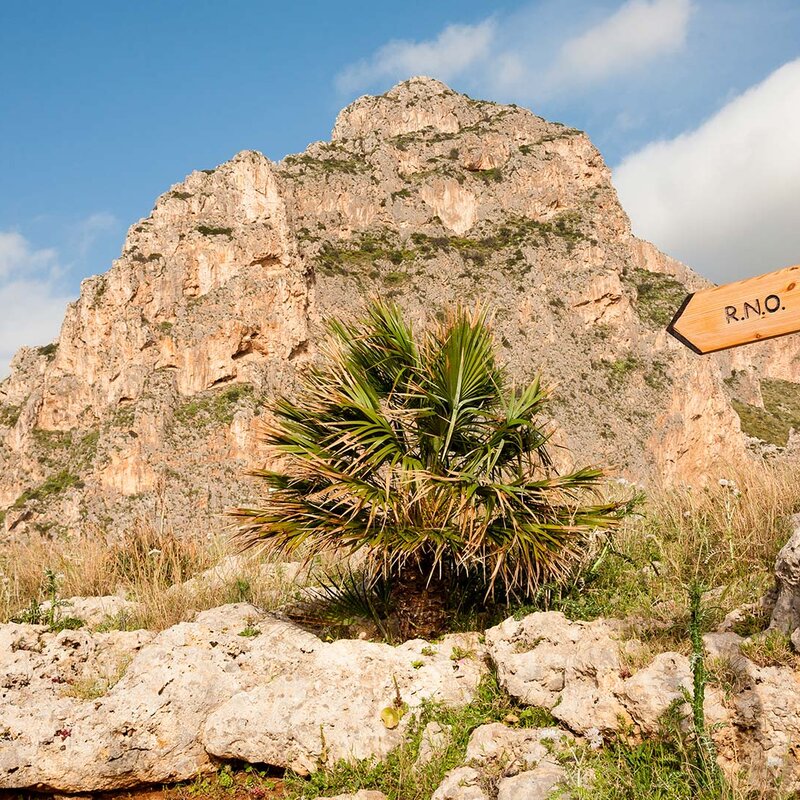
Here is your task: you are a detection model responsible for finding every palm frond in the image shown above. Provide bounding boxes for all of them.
[230,301,630,602]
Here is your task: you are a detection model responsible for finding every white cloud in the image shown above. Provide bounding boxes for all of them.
[335,1,692,100]
[0,231,57,280]
[614,58,800,282]
[0,232,72,378]
[550,0,692,89]
[335,20,496,94]
[0,280,72,375]
[75,211,117,258]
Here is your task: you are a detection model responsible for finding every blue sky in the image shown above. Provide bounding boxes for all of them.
[2,0,800,372]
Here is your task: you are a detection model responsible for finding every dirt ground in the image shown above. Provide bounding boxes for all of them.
[6,771,288,800]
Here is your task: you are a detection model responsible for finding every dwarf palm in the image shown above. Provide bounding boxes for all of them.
[231,302,627,637]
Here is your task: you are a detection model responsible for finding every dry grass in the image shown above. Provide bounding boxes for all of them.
[0,520,303,631]
[637,461,797,587]
[706,655,750,700]
[2,459,798,640]
[634,460,798,619]
[534,459,800,649]
[740,629,799,668]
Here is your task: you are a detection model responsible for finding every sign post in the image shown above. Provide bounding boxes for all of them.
[668,264,800,354]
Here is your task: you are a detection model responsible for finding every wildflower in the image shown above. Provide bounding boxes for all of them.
[585,727,603,749]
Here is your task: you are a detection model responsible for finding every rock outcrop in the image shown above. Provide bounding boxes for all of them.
[770,513,800,636]
[3,604,800,792]
[0,603,485,792]
[2,76,799,539]
[486,613,800,791]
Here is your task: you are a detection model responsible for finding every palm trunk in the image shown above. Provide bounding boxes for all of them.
[391,559,449,641]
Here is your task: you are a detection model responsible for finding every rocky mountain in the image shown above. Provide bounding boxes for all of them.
[2,76,799,540]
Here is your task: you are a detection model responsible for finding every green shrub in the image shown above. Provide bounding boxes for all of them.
[284,153,366,175]
[598,356,640,386]
[197,225,233,237]
[317,230,414,276]
[13,470,84,508]
[37,342,58,358]
[624,268,688,328]
[0,404,21,427]
[476,167,503,183]
[231,302,626,638]
[172,383,254,428]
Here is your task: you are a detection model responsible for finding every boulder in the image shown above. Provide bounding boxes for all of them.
[485,612,631,734]
[432,722,572,800]
[415,721,449,767]
[621,652,691,733]
[464,723,573,774]
[38,594,139,628]
[202,631,485,774]
[431,766,487,800]
[496,763,566,800]
[770,513,800,633]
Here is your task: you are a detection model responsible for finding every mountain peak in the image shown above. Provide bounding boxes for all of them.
[332,77,498,142]
[1,77,795,540]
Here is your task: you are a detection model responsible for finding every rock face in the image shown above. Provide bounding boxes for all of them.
[0,604,486,792]
[1,76,799,539]
[770,513,800,634]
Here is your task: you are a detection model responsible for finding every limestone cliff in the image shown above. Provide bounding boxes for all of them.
[1,77,798,539]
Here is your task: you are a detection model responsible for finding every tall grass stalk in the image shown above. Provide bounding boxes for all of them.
[687,582,724,791]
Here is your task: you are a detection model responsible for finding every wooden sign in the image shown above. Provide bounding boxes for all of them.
[668,264,800,354]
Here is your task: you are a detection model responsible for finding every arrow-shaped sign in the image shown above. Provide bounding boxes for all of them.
[668,263,800,354]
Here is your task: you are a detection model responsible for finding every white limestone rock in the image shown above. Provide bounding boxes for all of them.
[496,762,566,800]
[0,605,485,792]
[464,723,573,774]
[202,632,485,774]
[485,612,631,734]
[431,766,488,800]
